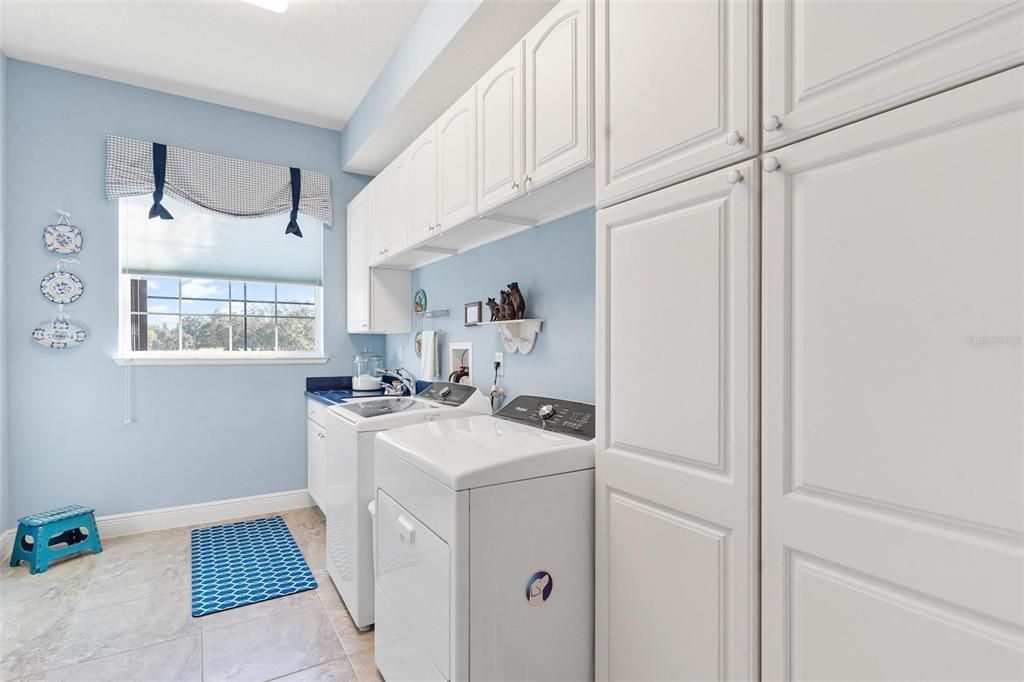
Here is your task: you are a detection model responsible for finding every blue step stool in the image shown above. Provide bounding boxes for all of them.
[9,505,102,574]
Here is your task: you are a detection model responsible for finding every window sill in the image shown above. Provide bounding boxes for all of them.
[112,354,330,366]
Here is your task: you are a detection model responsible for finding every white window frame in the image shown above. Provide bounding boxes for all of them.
[113,201,328,366]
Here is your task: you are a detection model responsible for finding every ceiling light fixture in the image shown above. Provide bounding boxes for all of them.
[242,0,289,13]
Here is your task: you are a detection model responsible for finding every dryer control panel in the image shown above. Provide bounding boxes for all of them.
[494,395,596,440]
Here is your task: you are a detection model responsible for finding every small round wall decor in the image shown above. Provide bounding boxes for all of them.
[32,309,87,349]
[414,289,427,314]
[40,270,84,304]
[43,212,83,255]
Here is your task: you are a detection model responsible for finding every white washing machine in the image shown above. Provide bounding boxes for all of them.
[325,382,490,630]
[373,395,596,681]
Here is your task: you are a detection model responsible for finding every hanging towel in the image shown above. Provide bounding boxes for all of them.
[420,330,440,380]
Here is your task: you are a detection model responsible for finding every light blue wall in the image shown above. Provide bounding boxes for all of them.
[4,60,382,522]
[340,0,479,168]
[384,209,596,404]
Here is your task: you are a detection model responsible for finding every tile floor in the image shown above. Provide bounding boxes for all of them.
[0,507,381,682]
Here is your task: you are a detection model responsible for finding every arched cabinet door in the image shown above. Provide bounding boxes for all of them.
[762,0,1024,150]
[477,42,524,215]
[761,67,1024,681]
[524,1,593,191]
[438,88,478,231]
[407,123,439,245]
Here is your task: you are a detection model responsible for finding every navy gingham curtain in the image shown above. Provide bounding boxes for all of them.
[105,135,333,234]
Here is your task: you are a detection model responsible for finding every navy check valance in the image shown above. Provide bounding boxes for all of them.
[105,135,333,227]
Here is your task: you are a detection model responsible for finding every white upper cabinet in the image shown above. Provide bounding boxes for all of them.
[346,190,370,333]
[762,0,1024,150]
[438,88,479,230]
[525,0,593,189]
[407,123,439,244]
[368,171,389,266]
[595,0,759,208]
[477,42,525,215]
[387,154,410,255]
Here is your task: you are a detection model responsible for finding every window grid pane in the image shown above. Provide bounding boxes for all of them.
[128,277,318,354]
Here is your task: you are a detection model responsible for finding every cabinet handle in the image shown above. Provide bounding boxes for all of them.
[317,432,325,440]
[361,323,368,329]
[726,169,743,185]
[428,224,434,232]
[764,115,782,132]
[763,156,781,173]
[725,130,744,146]
[512,181,520,189]
[310,410,316,417]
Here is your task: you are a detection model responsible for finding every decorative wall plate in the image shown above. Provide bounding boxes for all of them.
[43,221,83,255]
[40,271,84,304]
[32,313,87,349]
[414,331,424,357]
[414,289,427,314]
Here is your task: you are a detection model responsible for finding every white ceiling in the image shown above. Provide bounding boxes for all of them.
[0,0,427,130]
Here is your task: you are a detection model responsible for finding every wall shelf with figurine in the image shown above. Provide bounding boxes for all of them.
[477,319,544,354]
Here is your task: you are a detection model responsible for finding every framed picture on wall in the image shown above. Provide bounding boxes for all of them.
[465,301,482,326]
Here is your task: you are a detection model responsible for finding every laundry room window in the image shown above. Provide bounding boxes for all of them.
[115,195,326,365]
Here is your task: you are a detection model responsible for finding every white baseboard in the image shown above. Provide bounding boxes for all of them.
[2,490,314,543]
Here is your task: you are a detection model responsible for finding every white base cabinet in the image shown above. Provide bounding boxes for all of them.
[596,160,759,681]
[306,399,327,510]
[595,0,759,209]
[761,65,1024,682]
[762,0,1024,150]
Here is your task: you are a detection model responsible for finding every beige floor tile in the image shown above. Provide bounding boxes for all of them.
[41,634,201,682]
[275,657,358,682]
[347,650,383,682]
[55,590,198,665]
[76,557,188,612]
[199,588,321,632]
[314,579,374,656]
[202,605,345,682]
[0,605,72,681]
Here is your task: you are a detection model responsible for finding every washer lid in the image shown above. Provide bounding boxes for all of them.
[376,415,595,491]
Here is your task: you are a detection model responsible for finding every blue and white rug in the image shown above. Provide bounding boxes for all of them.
[190,516,318,617]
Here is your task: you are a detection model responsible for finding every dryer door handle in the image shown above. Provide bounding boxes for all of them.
[397,515,416,545]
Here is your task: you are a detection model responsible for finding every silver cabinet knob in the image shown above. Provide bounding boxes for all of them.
[763,156,781,173]
[726,130,744,146]
[726,169,743,184]
[764,115,782,132]
[436,223,442,230]
[512,181,520,189]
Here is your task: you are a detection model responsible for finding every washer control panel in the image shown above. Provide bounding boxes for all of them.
[419,381,479,407]
[494,395,596,440]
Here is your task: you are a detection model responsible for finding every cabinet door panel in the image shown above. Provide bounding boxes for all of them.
[478,42,524,214]
[346,191,370,333]
[525,1,593,188]
[388,155,410,255]
[438,89,478,230]
[368,173,388,266]
[596,0,758,208]
[596,161,759,681]
[408,124,439,245]
[762,67,1024,681]
[763,0,1024,149]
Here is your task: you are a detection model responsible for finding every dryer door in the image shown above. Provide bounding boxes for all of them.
[376,490,451,680]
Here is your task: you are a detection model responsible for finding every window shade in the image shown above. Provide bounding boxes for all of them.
[120,196,323,285]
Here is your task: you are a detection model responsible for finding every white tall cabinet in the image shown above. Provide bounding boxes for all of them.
[595,1,1023,680]
[596,161,759,681]
[595,0,758,208]
[761,66,1024,682]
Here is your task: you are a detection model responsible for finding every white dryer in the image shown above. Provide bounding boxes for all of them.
[325,382,490,630]
[373,395,596,682]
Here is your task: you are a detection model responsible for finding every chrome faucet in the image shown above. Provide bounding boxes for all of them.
[375,367,418,396]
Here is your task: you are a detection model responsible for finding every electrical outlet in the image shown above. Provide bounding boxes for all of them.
[494,352,504,376]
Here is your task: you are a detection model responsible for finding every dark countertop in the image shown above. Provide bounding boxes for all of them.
[305,376,384,405]
[305,376,435,406]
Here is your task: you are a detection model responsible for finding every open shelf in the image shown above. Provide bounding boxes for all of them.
[475,319,544,354]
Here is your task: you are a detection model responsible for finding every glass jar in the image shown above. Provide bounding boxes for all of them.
[352,348,383,390]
